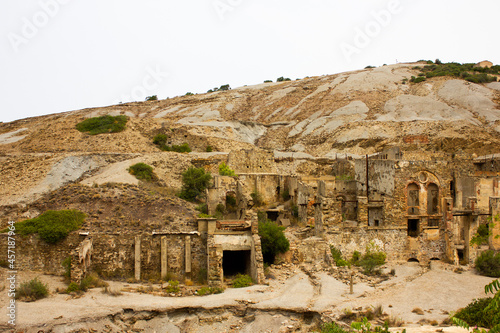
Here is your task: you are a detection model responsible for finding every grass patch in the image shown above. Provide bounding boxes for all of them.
[15,210,85,244]
[165,280,180,293]
[410,61,499,84]
[197,286,224,296]
[76,115,128,135]
[17,278,49,301]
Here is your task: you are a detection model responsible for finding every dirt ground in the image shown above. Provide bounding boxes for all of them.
[0,261,495,333]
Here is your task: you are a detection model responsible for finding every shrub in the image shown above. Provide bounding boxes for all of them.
[165,280,180,293]
[128,163,155,182]
[79,273,108,291]
[277,76,291,82]
[17,278,49,300]
[185,92,194,96]
[351,251,362,266]
[232,273,253,288]
[225,194,237,212]
[66,282,80,293]
[145,95,158,101]
[153,133,168,146]
[471,223,493,246]
[219,162,237,176]
[330,245,349,267]
[251,190,263,206]
[206,145,213,152]
[321,322,350,333]
[15,210,85,244]
[259,220,290,264]
[197,286,224,296]
[62,256,71,281]
[358,243,386,275]
[264,80,273,83]
[291,205,299,218]
[179,167,212,202]
[196,203,209,215]
[454,297,500,329]
[153,134,191,152]
[76,115,128,135]
[475,250,500,277]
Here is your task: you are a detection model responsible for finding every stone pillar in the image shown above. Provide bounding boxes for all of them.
[358,196,368,226]
[207,235,223,287]
[490,197,500,250]
[185,236,192,274]
[314,197,323,237]
[135,235,141,281]
[161,236,167,280]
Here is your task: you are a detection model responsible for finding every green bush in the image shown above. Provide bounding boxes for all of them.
[146,95,158,101]
[185,92,194,96]
[15,210,85,244]
[128,163,155,181]
[277,76,291,82]
[351,251,362,266]
[219,162,237,176]
[76,115,128,135]
[206,145,213,152]
[66,282,80,293]
[471,223,493,246]
[153,133,191,153]
[165,280,180,293]
[179,167,212,202]
[197,286,224,296]
[330,245,349,267]
[259,220,290,264]
[17,277,49,300]
[321,322,350,333]
[251,190,263,206]
[62,256,72,280]
[153,133,168,146]
[79,273,108,291]
[359,249,386,275]
[196,203,209,215]
[454,297,500,329]
[225,194,237,212]
[232,274,253,288]
[264,80,273,83]
[475,250,500,277]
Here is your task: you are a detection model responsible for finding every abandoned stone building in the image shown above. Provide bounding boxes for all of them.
[3,148,500,287]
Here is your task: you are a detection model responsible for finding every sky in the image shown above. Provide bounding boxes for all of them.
[1,0,499,123]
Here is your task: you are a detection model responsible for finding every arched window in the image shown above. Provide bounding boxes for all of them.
[427,183,439,215]
[407,183,419,215]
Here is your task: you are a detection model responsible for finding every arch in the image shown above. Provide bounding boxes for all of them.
[430,257,441,261]
[407,258,420,263]
[427,183,439,215]
[407,183,420,215]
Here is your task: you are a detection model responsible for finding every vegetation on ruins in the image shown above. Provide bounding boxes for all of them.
[197,286,224,296]
[16,277,49,301]
[277,76,291,82]
[470,223,495,247]
[251,190,264,206]
[218,162,237,176]
[153,133,192,152]
[14,210,85,244]
[475,250,500,278]
[76,115,128,135]
[128,162,156,182]
[205,145,213,152]
[145,95,158,101]
[179,167,212,202]
[329,243,386,275]
[165,280,180,293]
[258,214,290,264]
[453,279,500,333]
[410,61,499,84]
[232,273,253,288]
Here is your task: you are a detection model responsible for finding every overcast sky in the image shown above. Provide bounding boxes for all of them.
[1,0,499,123]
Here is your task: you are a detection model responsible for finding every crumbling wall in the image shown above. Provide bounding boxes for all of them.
[227,149,276,174]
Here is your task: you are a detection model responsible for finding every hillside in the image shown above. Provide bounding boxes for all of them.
[1,61,499,211]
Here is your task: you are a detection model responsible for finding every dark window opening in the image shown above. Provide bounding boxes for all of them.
[428,218,440,227]
[374,219,380,227]
[457,249,465,263]
[408,219,419,237]
[430,257,441,261]
[427,183,439,215]
[223,250,251,277]
[407,258,419,263]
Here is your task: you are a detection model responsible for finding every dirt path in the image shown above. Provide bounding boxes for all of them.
[0,262,496,332]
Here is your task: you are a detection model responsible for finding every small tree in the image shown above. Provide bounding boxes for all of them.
[179,167,212,202]
[219,162,236,176]
[259,220,290,264]
[128,163,155,181]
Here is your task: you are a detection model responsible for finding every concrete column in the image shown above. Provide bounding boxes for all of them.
[161,236,167,280]
[490,197,500,250]
[185,236,192,274]
[135,235,141,281]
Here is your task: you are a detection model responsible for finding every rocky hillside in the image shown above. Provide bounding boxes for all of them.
[1,61,500,214]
